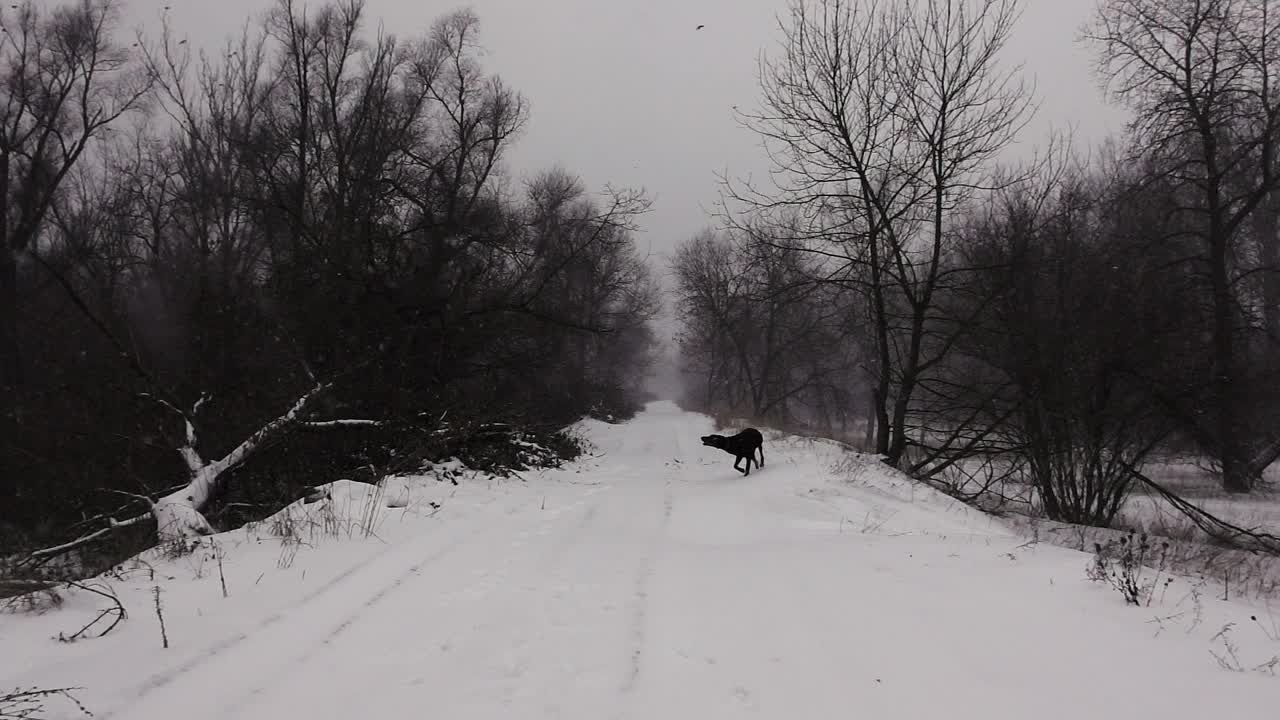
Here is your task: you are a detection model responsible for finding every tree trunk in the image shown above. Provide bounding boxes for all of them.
[1210,228,1252,493]
[0,246,15,516]
[886,372,915,467]
[872,376,891,457]
[153,382,331,542]
[864,398,877,450]
[867,234,893,458]
[1255,188,1280,348]
[0,248,18,393]
[0,146,17,394]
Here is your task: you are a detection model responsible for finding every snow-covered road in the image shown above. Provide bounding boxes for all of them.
[4,401,1277,718]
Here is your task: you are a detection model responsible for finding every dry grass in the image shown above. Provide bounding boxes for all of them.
[1,686,92,719]
[1004,512,1280,600]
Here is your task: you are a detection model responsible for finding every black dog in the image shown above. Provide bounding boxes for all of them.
[700,428,765,476]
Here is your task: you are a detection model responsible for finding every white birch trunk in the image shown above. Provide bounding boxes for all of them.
[153,383,330,542]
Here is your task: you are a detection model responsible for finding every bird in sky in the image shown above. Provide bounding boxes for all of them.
[696,24,705,30]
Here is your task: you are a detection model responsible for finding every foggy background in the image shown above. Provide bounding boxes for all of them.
[122,0,1130,393]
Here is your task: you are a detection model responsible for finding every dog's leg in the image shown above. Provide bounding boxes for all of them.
[757,444,764,467]
[733,456,742,473]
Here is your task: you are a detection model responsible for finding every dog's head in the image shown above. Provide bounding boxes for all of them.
[700,434,726,449]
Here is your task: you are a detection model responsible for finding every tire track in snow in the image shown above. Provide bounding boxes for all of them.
[214,487,608,717]
[619,476,674,697]
[320,491,602,645]
[451,488,615,710]
[97,535,413,718]
[614,416,702,714]
[97,492,547,720]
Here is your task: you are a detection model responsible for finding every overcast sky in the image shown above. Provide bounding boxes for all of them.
[122,0,1129,333]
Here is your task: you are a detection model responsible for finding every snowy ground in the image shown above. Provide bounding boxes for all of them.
[824,423,1280,543]
[3,401,1279,719]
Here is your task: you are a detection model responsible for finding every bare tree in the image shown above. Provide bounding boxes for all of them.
[1086,0,1280,492]
[673,219,862,428]
[0,0,149,394]
[729,0,1034,466]
[468,169,659,420]
[947,158,1176,525]
[673,229,752,415]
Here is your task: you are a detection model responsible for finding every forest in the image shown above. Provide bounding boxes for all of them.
[0,0,660,566]
[674,0,1280,534]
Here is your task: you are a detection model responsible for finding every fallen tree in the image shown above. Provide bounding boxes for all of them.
[1122,464,1280,556]
[9,378,592,575]
[13,380,346,567]
[148,383,333,541]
